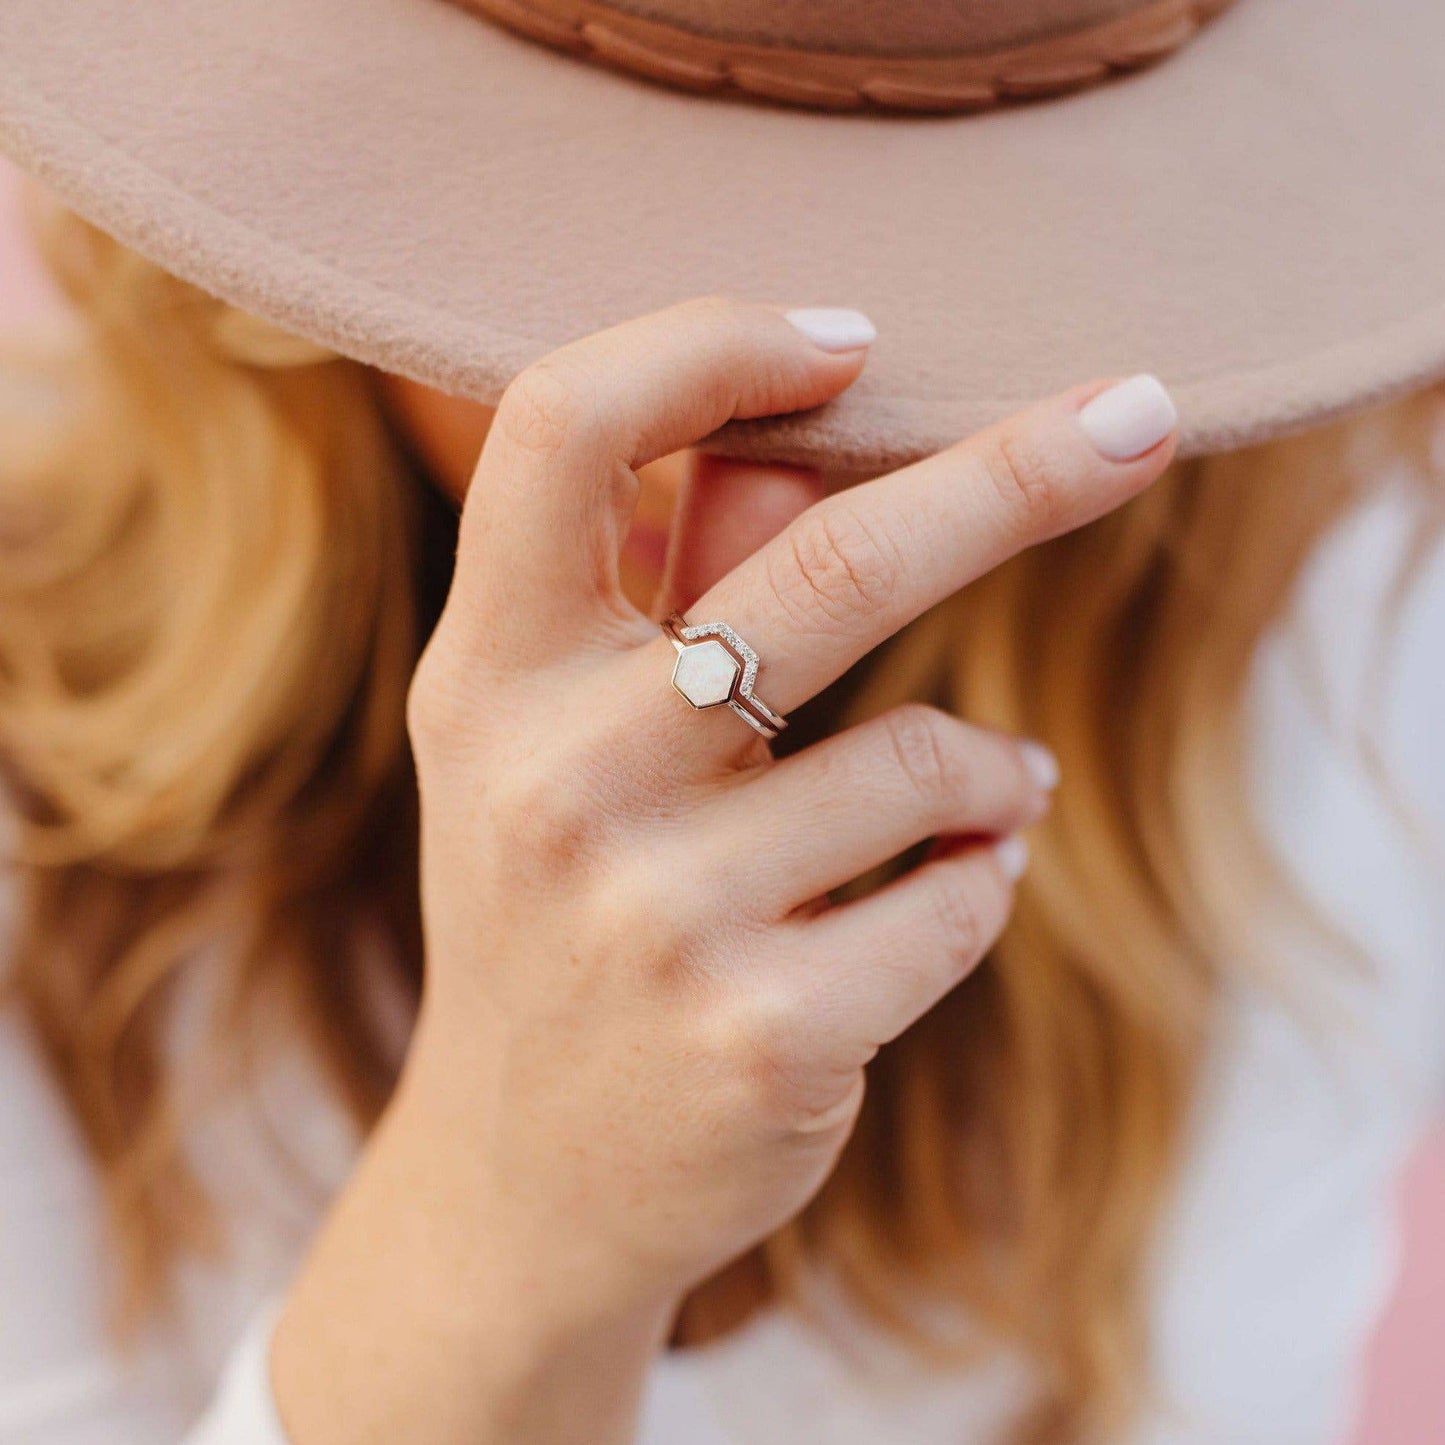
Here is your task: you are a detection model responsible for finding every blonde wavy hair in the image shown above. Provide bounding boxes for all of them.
[1,200,1439,1443]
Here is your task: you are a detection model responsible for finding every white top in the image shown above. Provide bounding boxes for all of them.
[1,478,1443,1445]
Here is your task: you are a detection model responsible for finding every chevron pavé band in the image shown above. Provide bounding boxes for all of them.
[662,613,788,740]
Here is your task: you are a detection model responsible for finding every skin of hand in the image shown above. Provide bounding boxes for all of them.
[376,372,819,609]
[273,297,1178,1445]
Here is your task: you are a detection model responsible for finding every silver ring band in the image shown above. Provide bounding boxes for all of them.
[662,613,788,740]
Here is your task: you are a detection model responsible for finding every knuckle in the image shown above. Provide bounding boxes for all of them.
[882,704,966,813]
[405,637,474,761]
[486,755,604,876]
[585,855,682,967]
[977,426,1062,535]
[705,992,861,1136]
[676,297,810,416]
[494,359,595,460]
[671,295,752,361]
[405,658,443,754]
[678,293,744,325]
[925,867,998,974]
[676,294,783,401]
[770,503,899,631]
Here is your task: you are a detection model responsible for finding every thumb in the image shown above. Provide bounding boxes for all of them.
[655,453,827,617]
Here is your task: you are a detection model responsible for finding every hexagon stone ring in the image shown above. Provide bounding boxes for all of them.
[662,613,788,741]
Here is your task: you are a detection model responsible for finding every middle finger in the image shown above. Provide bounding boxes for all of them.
[632,376,1176,755]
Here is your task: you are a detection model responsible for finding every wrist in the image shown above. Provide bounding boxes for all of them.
[400,1033,683,1320]
[272,1046,675,1444]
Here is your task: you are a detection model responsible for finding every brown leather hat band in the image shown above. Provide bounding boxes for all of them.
[452,0,1236,112]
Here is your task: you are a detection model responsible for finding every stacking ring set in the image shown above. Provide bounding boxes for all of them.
[662,614,787,740]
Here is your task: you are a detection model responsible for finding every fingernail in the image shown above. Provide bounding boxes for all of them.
[1019,740,1060,792]
[994,835,1030,882]
[1077,375,1177,461]
[784,308,877,353]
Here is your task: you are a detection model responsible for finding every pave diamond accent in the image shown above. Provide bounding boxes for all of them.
[679,621,759,696]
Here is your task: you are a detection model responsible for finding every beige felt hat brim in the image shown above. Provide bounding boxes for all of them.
[1,0,1442,470]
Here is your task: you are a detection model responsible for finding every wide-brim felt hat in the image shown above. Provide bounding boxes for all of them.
[1,0,1442,470]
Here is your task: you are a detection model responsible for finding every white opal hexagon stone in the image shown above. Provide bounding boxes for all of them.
[671,639,740,709]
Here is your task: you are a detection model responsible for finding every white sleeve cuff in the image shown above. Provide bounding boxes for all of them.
[186,1300,291,1444]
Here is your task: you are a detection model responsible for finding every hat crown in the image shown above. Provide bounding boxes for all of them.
[607,0,1158,57]
[457,0,1235,112]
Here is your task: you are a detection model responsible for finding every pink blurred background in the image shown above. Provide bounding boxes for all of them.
[0,159,1439,1442]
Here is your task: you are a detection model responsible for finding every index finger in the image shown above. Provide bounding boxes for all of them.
[677,375,1178,719]
[449,298,873,656]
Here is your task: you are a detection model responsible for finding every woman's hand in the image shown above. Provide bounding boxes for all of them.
[273,298,1178,1445]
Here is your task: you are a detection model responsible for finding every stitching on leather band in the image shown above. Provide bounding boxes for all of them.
[450,0,1238,113]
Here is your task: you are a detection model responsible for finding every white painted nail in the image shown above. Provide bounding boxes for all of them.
[784,307,877,353]
[1019,740,1060,792]
[994,835,1030,882]
[1077,374,1177,461]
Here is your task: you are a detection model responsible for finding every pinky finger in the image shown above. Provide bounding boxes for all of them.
[783,837,1025,1053]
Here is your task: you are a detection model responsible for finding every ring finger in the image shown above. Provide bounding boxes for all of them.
[748,840,1022,1068]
